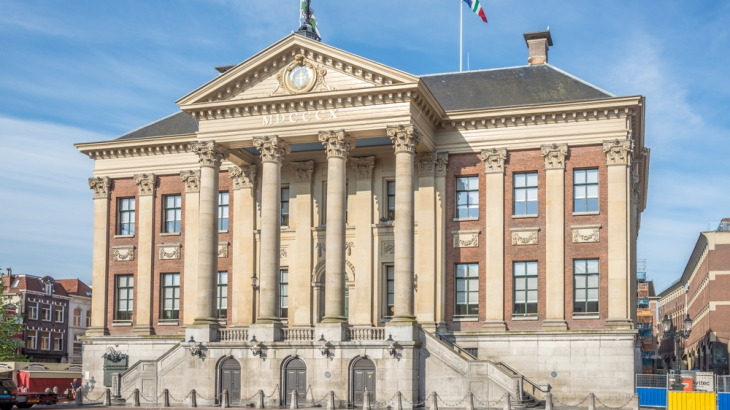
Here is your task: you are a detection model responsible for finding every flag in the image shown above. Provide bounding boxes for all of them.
[300,0,321,38]
[462,0,488,23]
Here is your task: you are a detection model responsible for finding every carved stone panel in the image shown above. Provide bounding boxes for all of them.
[382,241,395,255]
[112,245,136,262]
[571,225,602,243]
[157,243,182,260]
[511,227,540,246]
[280,246,288,261]
[218,241,229,258]
[452,230,480,248]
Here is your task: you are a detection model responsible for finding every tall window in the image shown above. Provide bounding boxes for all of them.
[281,188,290,226]
[513,262,538,315]
[574,259,599,314]
[161,273,180,320]
[115,275,134,321]
[574,169,599,213]
[455,263,479,317]
[53,334,63,351]
[218,192,229,231]
[514,173,538,216]
[41,305,51,321]
[279,270,289,319]
[118,198,136,235]
[85,310,91,327]
[73,308,82,326]
[386,181,396,221]
[54,308,64,323]
[28,304,38,320]
[26,330,37,349]
[385,266,395,317]
[163,195,182,233]
[40,331,50,350]
[456,176,479,219]
[217,272,228,319]
[72,337,82,357]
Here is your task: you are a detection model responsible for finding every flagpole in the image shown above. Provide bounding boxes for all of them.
[459,0,463,72]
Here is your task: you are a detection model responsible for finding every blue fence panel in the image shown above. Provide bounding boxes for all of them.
[637,388,668,407]
[719,393,730,410]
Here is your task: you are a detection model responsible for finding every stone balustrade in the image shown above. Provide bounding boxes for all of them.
[347,327,385,341]
[218,328,248,342]
[281,328,315,341]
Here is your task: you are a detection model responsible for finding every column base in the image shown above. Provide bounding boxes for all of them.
[541,319,568,331]
[481,320,507,332]
[389,315,417,324]
[185,324,219,343]
[85,327,110,337]
[605,318,634,330]
[385,321,419,342]
[131,326,155,336]
[321,315,347,324]
[316,322,348,342]
[250,322,283,342]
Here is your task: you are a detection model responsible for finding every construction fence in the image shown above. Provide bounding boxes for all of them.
[636,374,730,410]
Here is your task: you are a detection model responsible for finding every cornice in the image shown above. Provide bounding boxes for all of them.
[75,134,196,160]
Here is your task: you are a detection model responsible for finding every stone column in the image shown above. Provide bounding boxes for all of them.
[541,143,568,331]
[180,170,200,328]
[188,141,229,342]
[87,177,111,336]
[291,161,315,327]
[252,136,291,330]
[132,173,157,335]
[229,165,258,326]
[351,156,375,326]
[604,139,634,330]
[434,153,449,331]
[481,148,508,331]
[415,153,437,330]
[386,124,422,329]
[318,129,355,329]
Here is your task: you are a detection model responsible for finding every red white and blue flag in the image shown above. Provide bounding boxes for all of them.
[463,0,488,23]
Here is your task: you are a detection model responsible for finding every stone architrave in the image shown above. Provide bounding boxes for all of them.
[481,148,507,331]
[132,173,157,335]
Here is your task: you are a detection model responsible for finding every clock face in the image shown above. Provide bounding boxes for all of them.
[289,65,312,89]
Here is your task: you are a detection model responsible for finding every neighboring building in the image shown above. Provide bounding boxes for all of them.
[75,27,650,406]
[3,275,70,363]
[58,279,92,364]
[657,219,730,375]
[635,260,657,374]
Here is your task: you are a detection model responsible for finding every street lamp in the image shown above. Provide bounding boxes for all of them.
[250,336,262,357]
[661,313,693,391]
[318,335,330,357]
[385,334,396,357]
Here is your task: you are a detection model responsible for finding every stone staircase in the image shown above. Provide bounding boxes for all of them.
[119,342,185,400]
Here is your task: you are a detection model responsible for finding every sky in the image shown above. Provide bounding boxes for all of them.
[0,0,729,292]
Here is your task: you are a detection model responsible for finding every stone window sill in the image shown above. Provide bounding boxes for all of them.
[511,315,539,321]
[453,217,479,222]
[218,230,229,234]
[157,321,179,326]
[114,234,135,239]
[452,317,479,322]
[112,321,132,327]
[573,211,600,216]
[160,232,181,237]
[572,315,600,320]
[512,214,538,219]
[379,317,392,323]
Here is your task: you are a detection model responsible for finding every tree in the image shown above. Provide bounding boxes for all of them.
[0,267,28,361]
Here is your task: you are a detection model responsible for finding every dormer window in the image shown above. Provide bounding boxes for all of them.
[11,279,19,289]
[45,284,52,296]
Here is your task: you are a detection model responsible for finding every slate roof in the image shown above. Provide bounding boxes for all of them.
[116,112,198,141]
[420,64,614,112]
[2,275,69,296]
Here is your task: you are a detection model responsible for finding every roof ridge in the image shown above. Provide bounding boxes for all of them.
[116,111,184,140]
[419,64,532,78]
[544,64,616,98]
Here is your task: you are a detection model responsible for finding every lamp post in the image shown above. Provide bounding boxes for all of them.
[661,313,693,391]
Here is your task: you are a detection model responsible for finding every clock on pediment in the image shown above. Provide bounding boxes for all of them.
[276,54,329,95]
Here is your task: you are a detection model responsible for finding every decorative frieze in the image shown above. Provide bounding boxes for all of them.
[112,245,136,262]
[180,170,201,193]
[218,241,229,258]
[415,153,437,177]
[133,173,156,196]
[351,156,375,179]
[603,139,634,166]
[253,135,291,164]
[540,143,568,170]
[88,176,111,199]
[481,148,507,174]
[435,152,449,177]
[229,165,257,189]
[452,230,480,248]
[511,227,540,246]
[291,161,315,183]
[318,129,355,158]
[382,241,395,255]
[190,140,229,168]
[157,243,182,260]
[386,124,422,154]
[571,225,601,243]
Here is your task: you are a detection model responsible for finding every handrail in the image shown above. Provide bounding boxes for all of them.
[433,333,477,360]
[493,361,549,402]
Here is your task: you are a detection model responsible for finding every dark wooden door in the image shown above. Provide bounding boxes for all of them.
[220,358,241,402]
[284,358,306,406]
[352,358,376,407]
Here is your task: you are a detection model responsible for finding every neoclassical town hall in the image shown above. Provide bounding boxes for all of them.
[76,27,649,407]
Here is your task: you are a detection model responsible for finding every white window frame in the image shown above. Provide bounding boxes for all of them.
[40,331,50,351]
[28,303,38,320]
[41,305,51,322]
[54,307,64,323]
[26,330,37,350]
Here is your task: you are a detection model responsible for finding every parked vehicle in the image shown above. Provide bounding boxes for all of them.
[0,378,17,410]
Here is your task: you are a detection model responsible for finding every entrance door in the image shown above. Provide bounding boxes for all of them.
[352,358,376,407]
[284,358,307,406]
[220,358,241,403]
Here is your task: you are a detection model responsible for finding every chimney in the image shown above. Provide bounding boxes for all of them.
[523,29,553,65]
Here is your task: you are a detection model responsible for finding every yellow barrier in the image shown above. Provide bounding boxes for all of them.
[668,391,716,410]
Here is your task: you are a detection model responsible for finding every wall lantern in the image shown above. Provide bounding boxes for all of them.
[187,336,202,357]
[386,334,396,357]
[250,336,262,357]
[251,273,260,291]
[318,335,330,356]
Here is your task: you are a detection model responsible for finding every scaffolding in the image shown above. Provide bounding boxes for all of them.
[636,259,655,374]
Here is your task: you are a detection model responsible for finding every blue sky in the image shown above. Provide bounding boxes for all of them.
[0,0,728,292]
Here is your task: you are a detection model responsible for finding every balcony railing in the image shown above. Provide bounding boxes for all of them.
[709,220,730,232]
[281,328,314,341]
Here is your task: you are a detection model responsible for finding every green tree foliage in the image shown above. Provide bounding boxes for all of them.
[0,267,28,361]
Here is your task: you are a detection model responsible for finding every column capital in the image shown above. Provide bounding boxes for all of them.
[291,161,315,183]
[603,139,634,166]
[190,140,229,168]
[318,129,355,159]
[351,156,375,180]
[415,153,437,177]
[387,124,422,154]
[481,148,507,174]
[133,173,157,196]
[229,165,257,189]
[88,176,111,199]
[435,152,449,177]
[253,135,291,164]
[541,143,568,170]
[180,170,201,193]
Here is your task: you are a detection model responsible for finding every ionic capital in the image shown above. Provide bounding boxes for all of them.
[318,129,355,159]
[603,139,634,166]
[229,165,257,190]
[253,135,291,164]
[481,148,507,174]
[180,170,201,193]
[435,152,449,177]
[351,156,375,180]
[88,176,111,199]
[386,124,422,155]
[415,153,437,177]
[189,140,229,168]
[133,173,157,196]
[541,143,568,170]
[291,161,315,183]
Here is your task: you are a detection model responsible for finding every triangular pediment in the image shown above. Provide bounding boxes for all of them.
[177,34,419,107]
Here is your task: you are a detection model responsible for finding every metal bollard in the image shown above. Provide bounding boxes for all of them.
[133,388,140,407]
[363,388,371,410]
[588,393,595,410]
[290,389,298,409]
[326,391,335,410]
[394,391,403,410]
[222,389,230,409]
[632,393,640,410]
[503,393,511,410]
[430,391,438,410]
[104,388,112,407]
[544,392,553,410]
[255,390,264,409]
[163,389,170,407]
[191,389,197,408]
[465,392,474,410]
[75,388,83,406]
